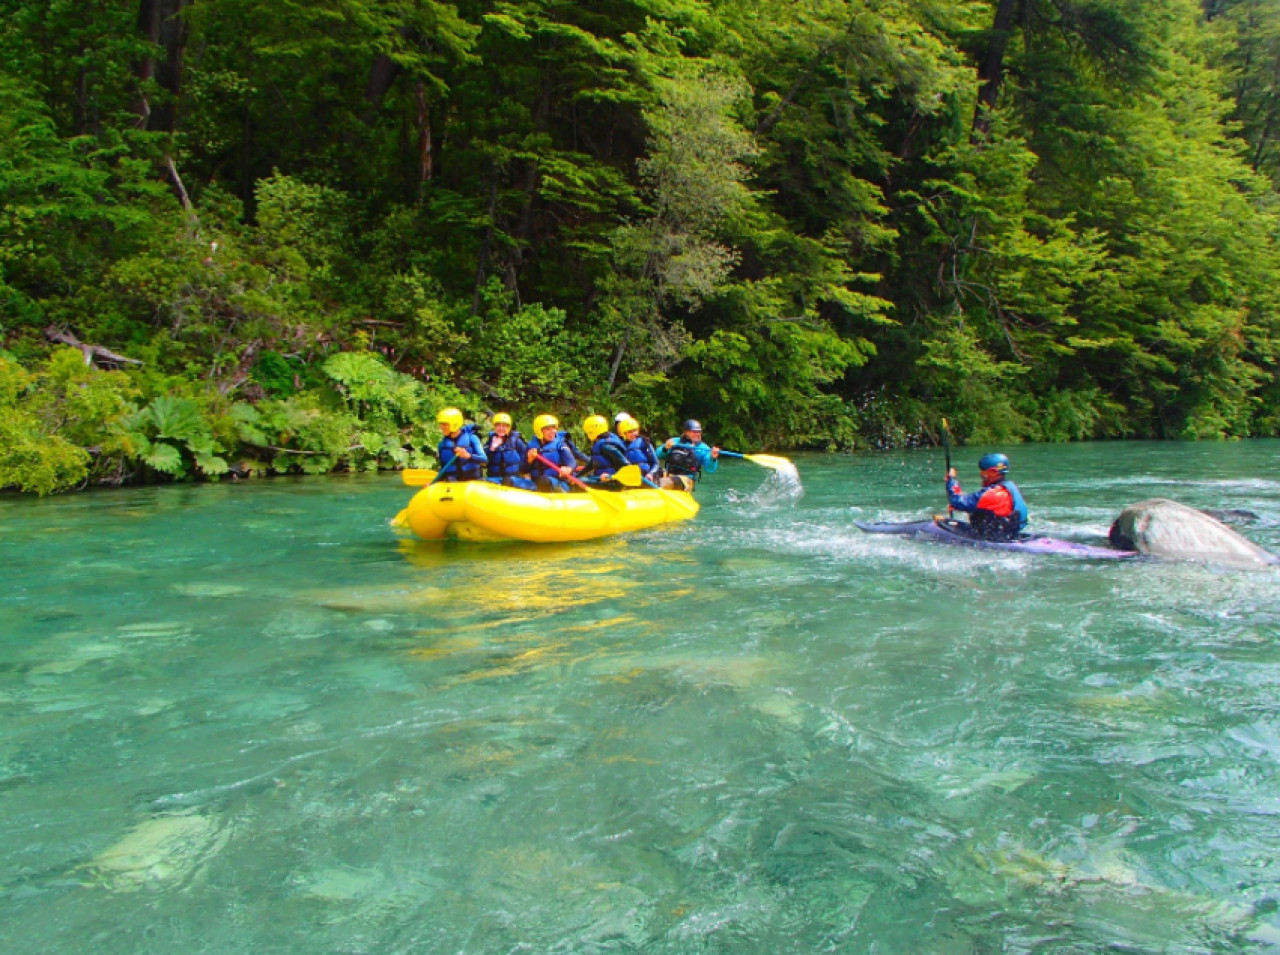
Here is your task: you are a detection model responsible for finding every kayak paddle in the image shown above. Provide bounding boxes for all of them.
[717,450,793,470]
[941,417,954,518]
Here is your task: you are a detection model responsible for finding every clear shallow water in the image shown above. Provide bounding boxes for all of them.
[2,440,1279,952]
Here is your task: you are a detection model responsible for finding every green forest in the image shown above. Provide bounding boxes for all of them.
[3,0,1280,493]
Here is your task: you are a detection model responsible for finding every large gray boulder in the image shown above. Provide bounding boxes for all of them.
[1109,498,1277,568]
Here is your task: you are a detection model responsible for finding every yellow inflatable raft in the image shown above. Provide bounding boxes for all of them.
[397,480,700,542]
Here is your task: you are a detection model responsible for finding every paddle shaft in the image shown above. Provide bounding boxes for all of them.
[941,418,953,517]
[428,453,460,486]
[534,453,591,492]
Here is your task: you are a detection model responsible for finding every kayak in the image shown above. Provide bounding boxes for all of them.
[855,519,1138,559]
[397,479,700,543]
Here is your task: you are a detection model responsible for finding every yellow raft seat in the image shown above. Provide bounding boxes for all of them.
[398,480,700,542]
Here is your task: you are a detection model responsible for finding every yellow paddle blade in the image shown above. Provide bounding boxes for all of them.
[582,483,627,509]
[402,468,438,486]
[612,464,644,487]
[391,508,410,527]
[658,489,700,517]
[743,454,793,470]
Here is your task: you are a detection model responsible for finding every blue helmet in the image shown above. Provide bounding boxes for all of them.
[978,452,1010,474]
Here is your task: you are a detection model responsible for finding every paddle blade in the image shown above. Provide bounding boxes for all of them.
[612,464,643,487]
[743,454,793,470]
[402,468,438,486]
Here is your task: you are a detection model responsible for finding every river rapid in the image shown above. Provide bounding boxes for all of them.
[2,440,1279,952]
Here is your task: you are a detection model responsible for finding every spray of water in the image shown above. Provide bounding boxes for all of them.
[725,461,804,508]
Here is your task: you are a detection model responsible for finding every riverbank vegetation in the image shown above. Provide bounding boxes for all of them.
[3,0,1280,492]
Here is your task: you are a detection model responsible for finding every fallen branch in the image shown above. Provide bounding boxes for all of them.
[45,327,143,367]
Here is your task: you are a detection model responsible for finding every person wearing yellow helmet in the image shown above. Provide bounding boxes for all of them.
[483,412,535,490]
[435,407,487,481]
[616,415,659,480]
[582,414,629,482]
[525,414,584,492]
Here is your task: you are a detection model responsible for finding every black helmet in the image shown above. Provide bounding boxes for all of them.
[681,419,703,433]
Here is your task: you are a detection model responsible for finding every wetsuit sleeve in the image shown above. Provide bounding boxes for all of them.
[567,440,589,467]
[947,478,982,513]
[656,439,673,462]
[520,440,538,475]
[605,443,629,470]
[698,444,718,474]
[643,439,659,470]
[467,433,487,464]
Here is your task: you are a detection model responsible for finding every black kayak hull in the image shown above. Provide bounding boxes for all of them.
[856,520,1138,559]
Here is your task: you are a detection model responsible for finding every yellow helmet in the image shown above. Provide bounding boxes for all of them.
[616,415,640,435]
[533,413,559,435]
[583,414,610,443]
[492,412,513,427]
[436,407,463,432]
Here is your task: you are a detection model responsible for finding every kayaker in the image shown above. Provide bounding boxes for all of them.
[436,407,487,481]
[656,419,719,491]
[525,414,581,493]
[484,413,535,489]
[617,415,659,481]
[583,415,630,482]
[946,452,1028,541]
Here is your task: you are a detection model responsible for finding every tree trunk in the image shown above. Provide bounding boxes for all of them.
[471,178,500,315]
[607,328,631,394]
[415,81,433,192]
[973,0,1019,139]
[362,54,402,122]
[136,0,190,132]
[134,0,160,126]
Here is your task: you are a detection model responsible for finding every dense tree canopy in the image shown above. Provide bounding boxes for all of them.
[2,0,1279,490]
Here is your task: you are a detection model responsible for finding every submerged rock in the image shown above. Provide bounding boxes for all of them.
[1109,499,1277,568]
[86,810,230,891]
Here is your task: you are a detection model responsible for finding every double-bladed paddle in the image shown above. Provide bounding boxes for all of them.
[941,417,954,519]
[717,450,793,470]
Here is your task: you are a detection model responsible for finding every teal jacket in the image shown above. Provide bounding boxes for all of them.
[657,437,719,476]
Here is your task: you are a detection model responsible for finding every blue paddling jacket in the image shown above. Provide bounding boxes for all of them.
[623,435,659,474]
[526,431,581,481]
[588,433,630,479]
[484,429,528,479]
[437,425,487,481]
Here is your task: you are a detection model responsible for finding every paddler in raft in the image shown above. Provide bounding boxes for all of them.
[582,415,631,486]
[436,407,487,482]
[945,452,1029,542]
[617,415,659,483]
[483,412,536,490]
[657,419,719,491]
[525,414,588,493]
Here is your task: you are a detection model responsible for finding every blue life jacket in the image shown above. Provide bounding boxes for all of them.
[590,433,629,478]
[623,435,658,472]
[485,429,527,479]
[437,425,486,481]
[528,432,577,480]
[998,478,1029,530]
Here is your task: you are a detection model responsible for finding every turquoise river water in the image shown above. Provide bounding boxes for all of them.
[2,440,1279,952]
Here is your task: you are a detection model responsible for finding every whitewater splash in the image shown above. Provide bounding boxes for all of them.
[725,461,804,507]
